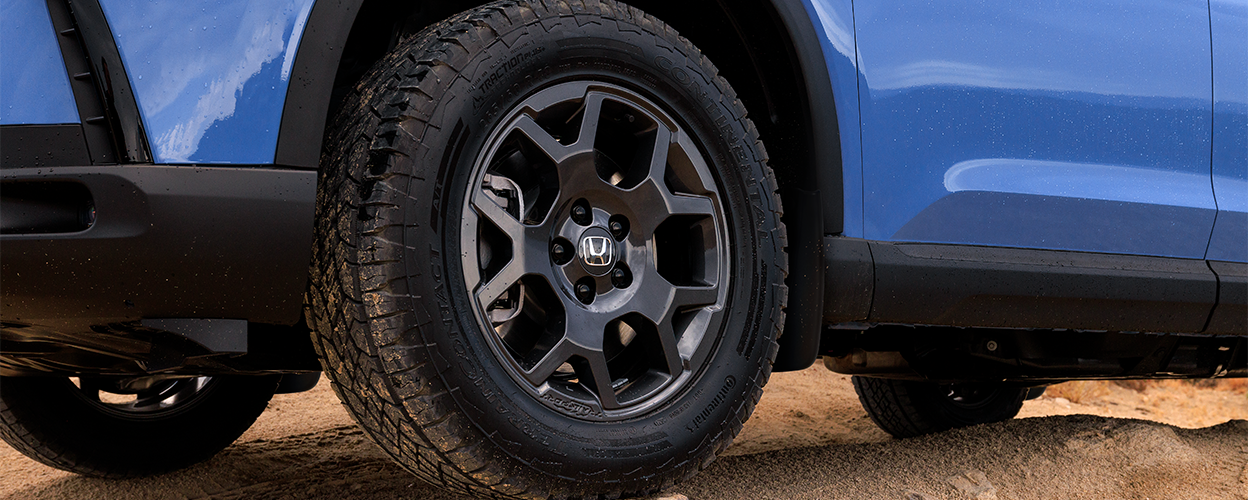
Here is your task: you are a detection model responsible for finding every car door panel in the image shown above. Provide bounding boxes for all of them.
[1208,0,1248,263]
[854,0,1215,259]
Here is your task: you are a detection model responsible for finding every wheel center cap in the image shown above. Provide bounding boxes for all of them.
[577,227,617,276]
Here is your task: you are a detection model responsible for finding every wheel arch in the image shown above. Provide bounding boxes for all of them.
[274,0,842,371]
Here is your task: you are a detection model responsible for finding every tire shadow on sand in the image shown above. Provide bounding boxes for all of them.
[2,425,472,500]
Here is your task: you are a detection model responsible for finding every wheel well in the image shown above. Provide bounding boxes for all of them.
[324,0,831,371]
[329,0,819,195]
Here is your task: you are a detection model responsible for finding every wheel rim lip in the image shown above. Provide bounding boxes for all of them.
[459,80,732,421]
[941,383,1005,410]
[69,376,216,420]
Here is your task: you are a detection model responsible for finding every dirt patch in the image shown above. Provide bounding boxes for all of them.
[3,366,1245,500]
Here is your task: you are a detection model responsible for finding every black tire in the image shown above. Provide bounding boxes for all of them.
[306,1,787,498]
[0,375,278,477]
[851,376,1028,438]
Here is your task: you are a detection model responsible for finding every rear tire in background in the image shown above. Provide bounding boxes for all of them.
[852,376,1028,438]
[306,1,787,498]
[0,375,278,477]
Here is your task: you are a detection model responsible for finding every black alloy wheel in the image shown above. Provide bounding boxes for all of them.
[462,81,729,420]
[73,376,216,417]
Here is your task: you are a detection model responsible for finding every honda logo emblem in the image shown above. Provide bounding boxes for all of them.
[579,235,615,267]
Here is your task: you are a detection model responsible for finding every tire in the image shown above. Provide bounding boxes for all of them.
[0,375,278,477]
[851,376,1028,438]
[305,1,787,498]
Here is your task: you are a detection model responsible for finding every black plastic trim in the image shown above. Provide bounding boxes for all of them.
[865,241,1218,333]
[276,372,322,393]
[821,328,1246,384]
[823,235,874,323]
[702,0,835,372]
[140,318,248,353]
[1,165,316,331]
[0,125,90,167]
[1,320,321,376]
[1207,260,1247,335]
[45,0,117,164]
[273,0,364,169]
[769,0,842,235]
[773,187,825,371]
[64,0,150,163]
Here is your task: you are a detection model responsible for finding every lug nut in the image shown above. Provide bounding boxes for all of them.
[571,202,591,225]
[551,241,571,264]
[575,281,595,304]
[610,267,632,288]
[608,216,630,240]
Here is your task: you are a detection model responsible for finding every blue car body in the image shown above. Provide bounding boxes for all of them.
[7,0,1243,260]
[95,0,315,164]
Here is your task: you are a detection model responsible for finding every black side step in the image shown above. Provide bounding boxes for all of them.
[824,237,1226,334]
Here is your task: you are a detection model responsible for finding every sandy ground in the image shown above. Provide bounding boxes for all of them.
[2,365,1245,500]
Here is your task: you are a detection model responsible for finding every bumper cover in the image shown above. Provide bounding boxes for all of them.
[1,165,316,332]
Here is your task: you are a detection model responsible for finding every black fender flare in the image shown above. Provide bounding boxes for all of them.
[761,0,840,371]
[273,0,363,169]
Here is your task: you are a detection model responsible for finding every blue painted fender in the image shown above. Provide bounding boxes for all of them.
[97,0,316,164]
[0,0,80,125]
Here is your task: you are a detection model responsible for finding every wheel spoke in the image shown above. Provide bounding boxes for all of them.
[570,93,606,153]
[664,194,715,218]
[621,124,716,234]
[471,191,524,238]
[558,308,623,409]
[655,321,686,377]
[628,273,718,374]
[475,258,525,308]
[582,351,621,409]
[523,340,572,386]
[644,123,673,182]
[628,269,715,320]
[510,114,574,164]
[470,184,557,307]
[132,392,165,409]
[563,306,606,351]
[672,284,718,310]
